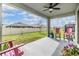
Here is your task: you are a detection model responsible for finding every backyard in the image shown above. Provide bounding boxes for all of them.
[2,31,47,45]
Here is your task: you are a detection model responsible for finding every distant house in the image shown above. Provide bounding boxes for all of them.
[6,22,33,28]
[6,22,46,28]
[31,24,46,28]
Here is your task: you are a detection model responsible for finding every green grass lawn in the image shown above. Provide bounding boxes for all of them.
[2,31,47,45]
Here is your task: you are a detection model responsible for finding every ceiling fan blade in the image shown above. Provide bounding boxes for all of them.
[42,8,49,11]
[53,8,60,10]
[44,6,49,8]
[49,3,53,6]
[52,3,59,8]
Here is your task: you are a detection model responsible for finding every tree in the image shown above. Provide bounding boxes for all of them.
[37,19,43,33]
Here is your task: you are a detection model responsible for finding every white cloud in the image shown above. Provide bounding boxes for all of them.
[18,11,28,15]
[22,17,37,22]
[22,11,40,19]
[2,12,15,18]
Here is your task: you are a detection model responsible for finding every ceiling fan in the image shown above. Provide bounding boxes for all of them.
[43,3,60,13]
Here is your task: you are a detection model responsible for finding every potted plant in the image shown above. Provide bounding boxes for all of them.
[62,43,79,56]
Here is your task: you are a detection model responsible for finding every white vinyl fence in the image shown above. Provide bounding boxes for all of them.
[2,27,47,35]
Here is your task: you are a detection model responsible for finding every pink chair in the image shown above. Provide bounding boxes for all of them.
[0,40,24,56]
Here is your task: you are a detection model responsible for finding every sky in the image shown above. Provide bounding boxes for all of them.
[2,4,76,27]
[51,15,76,27]
[2,4,47,26]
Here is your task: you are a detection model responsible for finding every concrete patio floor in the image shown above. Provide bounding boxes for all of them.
[20,37,68,56]
[52,40,68,56]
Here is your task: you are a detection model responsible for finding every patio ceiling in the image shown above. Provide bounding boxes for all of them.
[7,3,79,19]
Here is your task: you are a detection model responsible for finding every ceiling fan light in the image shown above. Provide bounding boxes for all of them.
[49,9,53,11]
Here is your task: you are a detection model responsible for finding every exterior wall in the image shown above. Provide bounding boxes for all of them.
[2,27,47,35]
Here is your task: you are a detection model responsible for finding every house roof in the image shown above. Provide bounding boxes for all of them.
[6,22,28,27]
[6,22,46,28]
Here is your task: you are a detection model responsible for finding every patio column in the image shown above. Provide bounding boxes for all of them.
[77,8,79,44]
[0,4,2,42]
[47,17,51,37]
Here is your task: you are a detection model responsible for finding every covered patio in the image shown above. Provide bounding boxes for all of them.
[0,3,79,56]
